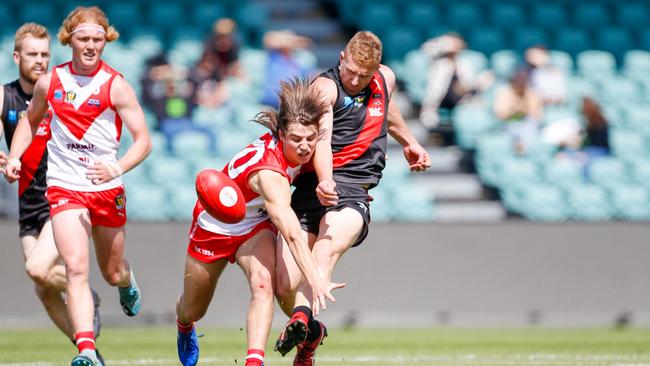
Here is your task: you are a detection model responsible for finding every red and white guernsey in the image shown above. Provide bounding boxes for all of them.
[46,61,123,192]
[196,132,301,236]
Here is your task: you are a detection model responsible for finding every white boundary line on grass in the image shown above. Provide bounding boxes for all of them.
[2,354,650,366]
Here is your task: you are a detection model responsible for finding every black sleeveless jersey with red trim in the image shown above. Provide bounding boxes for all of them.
[321,65,388,188]
[2,80,51,220]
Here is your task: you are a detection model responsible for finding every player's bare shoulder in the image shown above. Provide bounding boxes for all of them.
[311,76,337,105]
[378,64,396,94]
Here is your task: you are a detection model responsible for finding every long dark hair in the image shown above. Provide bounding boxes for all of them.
[253,77,328,137]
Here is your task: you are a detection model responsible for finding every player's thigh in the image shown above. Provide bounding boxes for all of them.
[51,209,92,269]
[318,207,364,256]
[236,229,277,284]
[180,255,228,315]
[23,221,61,271]
[92,225,126,273]
[275,230,316,292]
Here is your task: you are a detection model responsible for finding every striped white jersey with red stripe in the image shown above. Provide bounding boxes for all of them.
[46,61,123,192]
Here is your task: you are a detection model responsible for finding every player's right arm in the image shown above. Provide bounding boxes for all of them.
[248,168,345,315]
[311,76,338,206]
[5,73,50,182]
[0,87,6,172]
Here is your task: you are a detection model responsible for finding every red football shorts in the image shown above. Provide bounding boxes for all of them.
[187,201,277,263]
[47,186,127,227]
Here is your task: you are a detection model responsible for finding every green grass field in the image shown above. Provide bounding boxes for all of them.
[1,327,650,365]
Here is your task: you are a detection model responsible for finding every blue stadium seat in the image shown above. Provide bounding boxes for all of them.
[553,28,592,56]
[126,184,170,221]
[520,184,569,222]
[543,159,584,190]
[497,157,540,188]
[171,130,214,160]
[490,50,520,80]
[577,50,616,79]
[599,77,640,106]
[489,3,526,28]
[566,183,615,221]
[468,27,506,56]
[191,2,227,32]
[622,104,650,134]
[19,3,57,28]
[610,184,650,221]
[549,50,574,73]
[530,3,568,30]
[623,50,650,80]
[148,156,193,186]
[631,161,650,189]
[167,185,197,221]
[106,2,142,35]
[453,105,498,149]
[235,3,269,47]
[610,129,647,163]
[149,3,186,28]
[616,2,650,28]
[595,27,633,63]
[383,27,421,63]
[446,3,483,31]
[512,27,549,53]
[640,27,650,52]
[404,3,441,34]
[357,4,397,38]
[573,3,611,30]
[586,156,630,190]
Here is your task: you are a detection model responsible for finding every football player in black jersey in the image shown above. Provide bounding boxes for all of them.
[274,31,431,365]
[0,23,101,350]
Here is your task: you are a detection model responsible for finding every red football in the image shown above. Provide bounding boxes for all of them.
[195,169,246,224]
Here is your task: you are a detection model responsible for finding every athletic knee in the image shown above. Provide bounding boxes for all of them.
[250,269,274,300]
[25,259,50,286]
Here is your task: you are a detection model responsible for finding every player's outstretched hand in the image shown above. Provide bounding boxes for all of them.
[4,156,21,183]
[403,143,431,172]
[311,279,346,316]
[316,179,338,206]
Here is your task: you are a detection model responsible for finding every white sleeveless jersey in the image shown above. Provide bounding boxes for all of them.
[46,61,123,192]
[197,133,301,236]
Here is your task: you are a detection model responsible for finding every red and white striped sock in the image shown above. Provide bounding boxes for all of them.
[177,319,194,335]
[75,331,95,353]
[245,349,264,366]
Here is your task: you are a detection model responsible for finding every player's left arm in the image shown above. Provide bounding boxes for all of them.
[380,65,431,172]
[87,76,152,184]
[249,169,345,315]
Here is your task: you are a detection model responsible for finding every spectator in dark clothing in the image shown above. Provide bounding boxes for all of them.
[141,53,215,153]
[189,18,241,108]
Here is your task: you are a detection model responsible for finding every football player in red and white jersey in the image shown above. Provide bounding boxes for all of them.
[175,78,344,366]
[0,22,105,352]
[5,7,151,366]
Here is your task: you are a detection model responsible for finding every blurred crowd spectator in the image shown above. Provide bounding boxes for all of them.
[260,30,314,108]
[419,32,494,138]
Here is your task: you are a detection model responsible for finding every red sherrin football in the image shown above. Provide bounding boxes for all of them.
[195,169,246,224]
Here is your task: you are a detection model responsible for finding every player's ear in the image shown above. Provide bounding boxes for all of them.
[13,51,19,66]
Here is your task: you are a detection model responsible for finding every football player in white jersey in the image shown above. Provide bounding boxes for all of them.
[5,7,151,366]
[176,78,344,366]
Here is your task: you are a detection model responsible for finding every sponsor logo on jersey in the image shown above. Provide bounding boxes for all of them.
[115,194,125,210]
[373,93,381,98]
[79,156,91,164]
[7,110,17,123]
[343,96,353,108]
[36,125,48,136]
[368,107,383,117]
[54,89,63,101]
[87,98,101,107]
[65,91,76,103]
[67,143,97,151]
[373,99,382,106]
[353,95,366,107]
